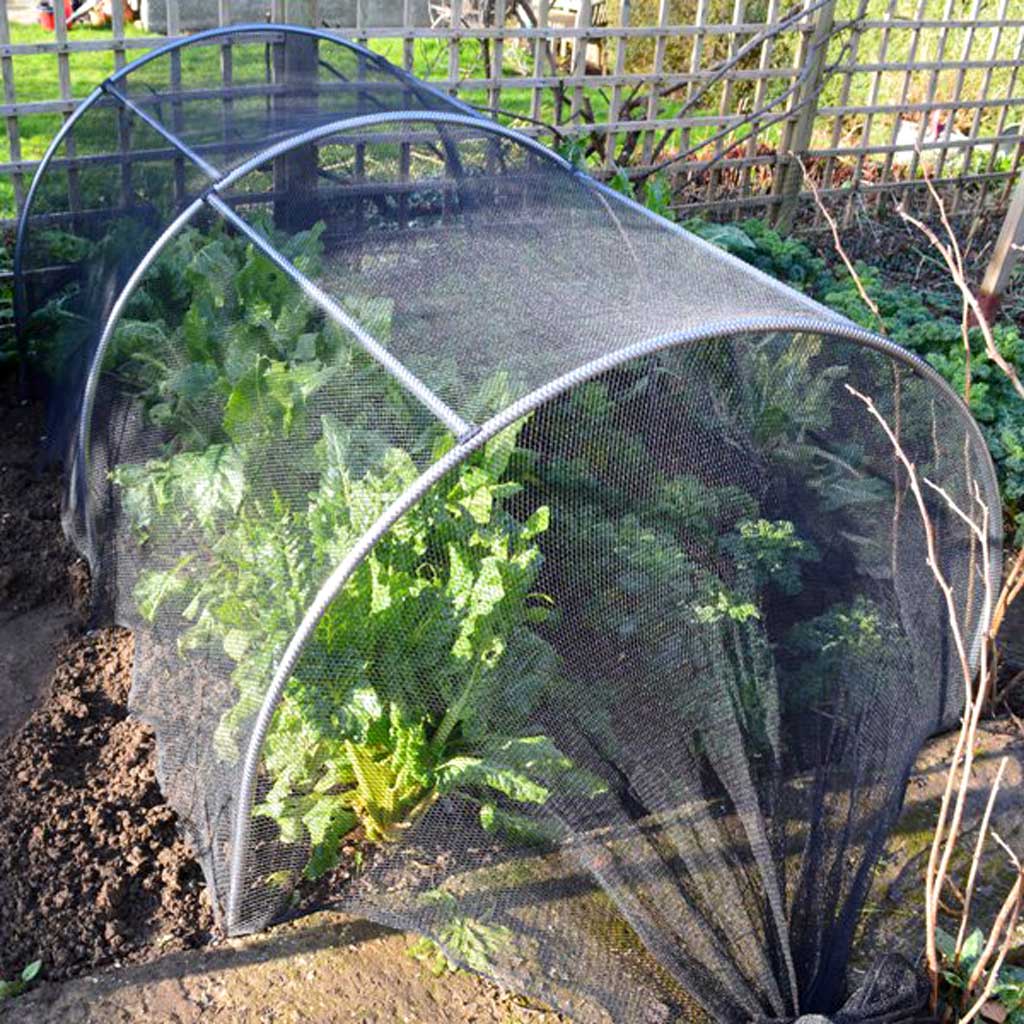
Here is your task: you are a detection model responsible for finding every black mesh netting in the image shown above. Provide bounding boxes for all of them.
[16,24,1001,1024]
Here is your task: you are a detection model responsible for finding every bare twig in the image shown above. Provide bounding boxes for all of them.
[991,547,1024,640]
[800,157,885,335]
[959,884,1022,1024]
[845,385,993,1011]
[896,196,1024,403]
[954,756,1008,957]
[815,136,1024,1021]
[962,872,1023,1008]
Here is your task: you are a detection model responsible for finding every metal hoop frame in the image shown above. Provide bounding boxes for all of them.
[12,21,482,335]
[15,31,1003,936]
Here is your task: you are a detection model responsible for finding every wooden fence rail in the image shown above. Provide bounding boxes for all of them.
[0,0,1021,230]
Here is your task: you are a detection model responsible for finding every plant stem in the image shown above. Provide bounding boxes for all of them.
[431,656,485,755]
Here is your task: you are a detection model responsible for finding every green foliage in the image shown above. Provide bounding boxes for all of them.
[692,589,761,624]
[781,595,902,713]
[683,217,829,292]
[101,216,359,452]
[607,165,635,199]
[111,220,605,882]
[407,891,515,976]
[788,595,888,659]
[689,214,1023,542]
[124,410,604,879]
[724,518,819,596]
[526,349,824,762]
[642,175,675,220]
[936,926,1024,1022]
[0,960,42,1001]
[608,167,677,220]
[821,257,1024,542]
[554,137,588,170]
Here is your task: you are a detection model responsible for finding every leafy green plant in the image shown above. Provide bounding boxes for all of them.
[407,891,515,977]
[121,406,606,881]
[109,218,606,882]
[780,595,902,715]
[0,960,42,1001]
[821,259,1024,543]
[642,174,675,220]
[936,926,1024,1022]
[689,213,1024,543]
[724,518,819,596]
[683,216,829,292]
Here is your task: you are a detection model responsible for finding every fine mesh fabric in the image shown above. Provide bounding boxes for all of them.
[19,26,1002,1024]
[15,26,457,469]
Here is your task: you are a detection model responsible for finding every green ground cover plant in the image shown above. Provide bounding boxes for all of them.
[681,213,1024,543]
[936,927,1024,1023]
[0,959,41,1001]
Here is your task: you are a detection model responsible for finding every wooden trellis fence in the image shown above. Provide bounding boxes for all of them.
[0,0,1021,232]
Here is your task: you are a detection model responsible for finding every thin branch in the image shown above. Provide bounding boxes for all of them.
[991,547,1024,640]
[800,156,884,335]
[959,882,1021,1024]
[963,871,1023,997]
[954,756,1008,957]
[845,384,987,1008]
[627,13,862,182]
[897,199,1024,402]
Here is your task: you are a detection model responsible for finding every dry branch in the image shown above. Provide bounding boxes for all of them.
[799,156,884,334]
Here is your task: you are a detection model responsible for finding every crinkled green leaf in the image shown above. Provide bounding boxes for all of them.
[134,556,193,622]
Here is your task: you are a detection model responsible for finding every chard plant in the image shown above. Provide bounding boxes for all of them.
[109,217,605,884]
[124,413,604,880]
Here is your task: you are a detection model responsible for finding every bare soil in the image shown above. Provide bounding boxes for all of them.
[0,625,215,979]
[0,381,86,741]
[2,913,565,1024]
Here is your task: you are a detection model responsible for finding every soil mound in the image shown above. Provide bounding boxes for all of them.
[0,625,214,979]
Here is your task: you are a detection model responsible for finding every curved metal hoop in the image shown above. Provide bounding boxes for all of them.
[75,107,601,550]
[224,313,1003,932]
[32,38,1002,938]
[12,21,482,339]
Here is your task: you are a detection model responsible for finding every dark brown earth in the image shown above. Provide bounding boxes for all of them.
[0,379,86,741]
[0,383,75,618]
[0,625,215,980]
[0,376,215,981]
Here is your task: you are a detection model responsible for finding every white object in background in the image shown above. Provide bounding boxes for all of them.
[891,110,967,167]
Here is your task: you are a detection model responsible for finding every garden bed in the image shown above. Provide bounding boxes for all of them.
[0,377,213,981]
[1,200,1021,1016]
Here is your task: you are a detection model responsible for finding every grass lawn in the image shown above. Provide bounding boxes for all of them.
[1,2,1017,221]
[1,22,155,217]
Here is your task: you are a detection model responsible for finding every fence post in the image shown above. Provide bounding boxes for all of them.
[978,169,1024,322]
[772,0,837,234]
[275,1,320,229]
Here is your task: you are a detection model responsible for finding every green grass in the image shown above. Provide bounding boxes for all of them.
[1,0,1018,220]
[0,21,154,216]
